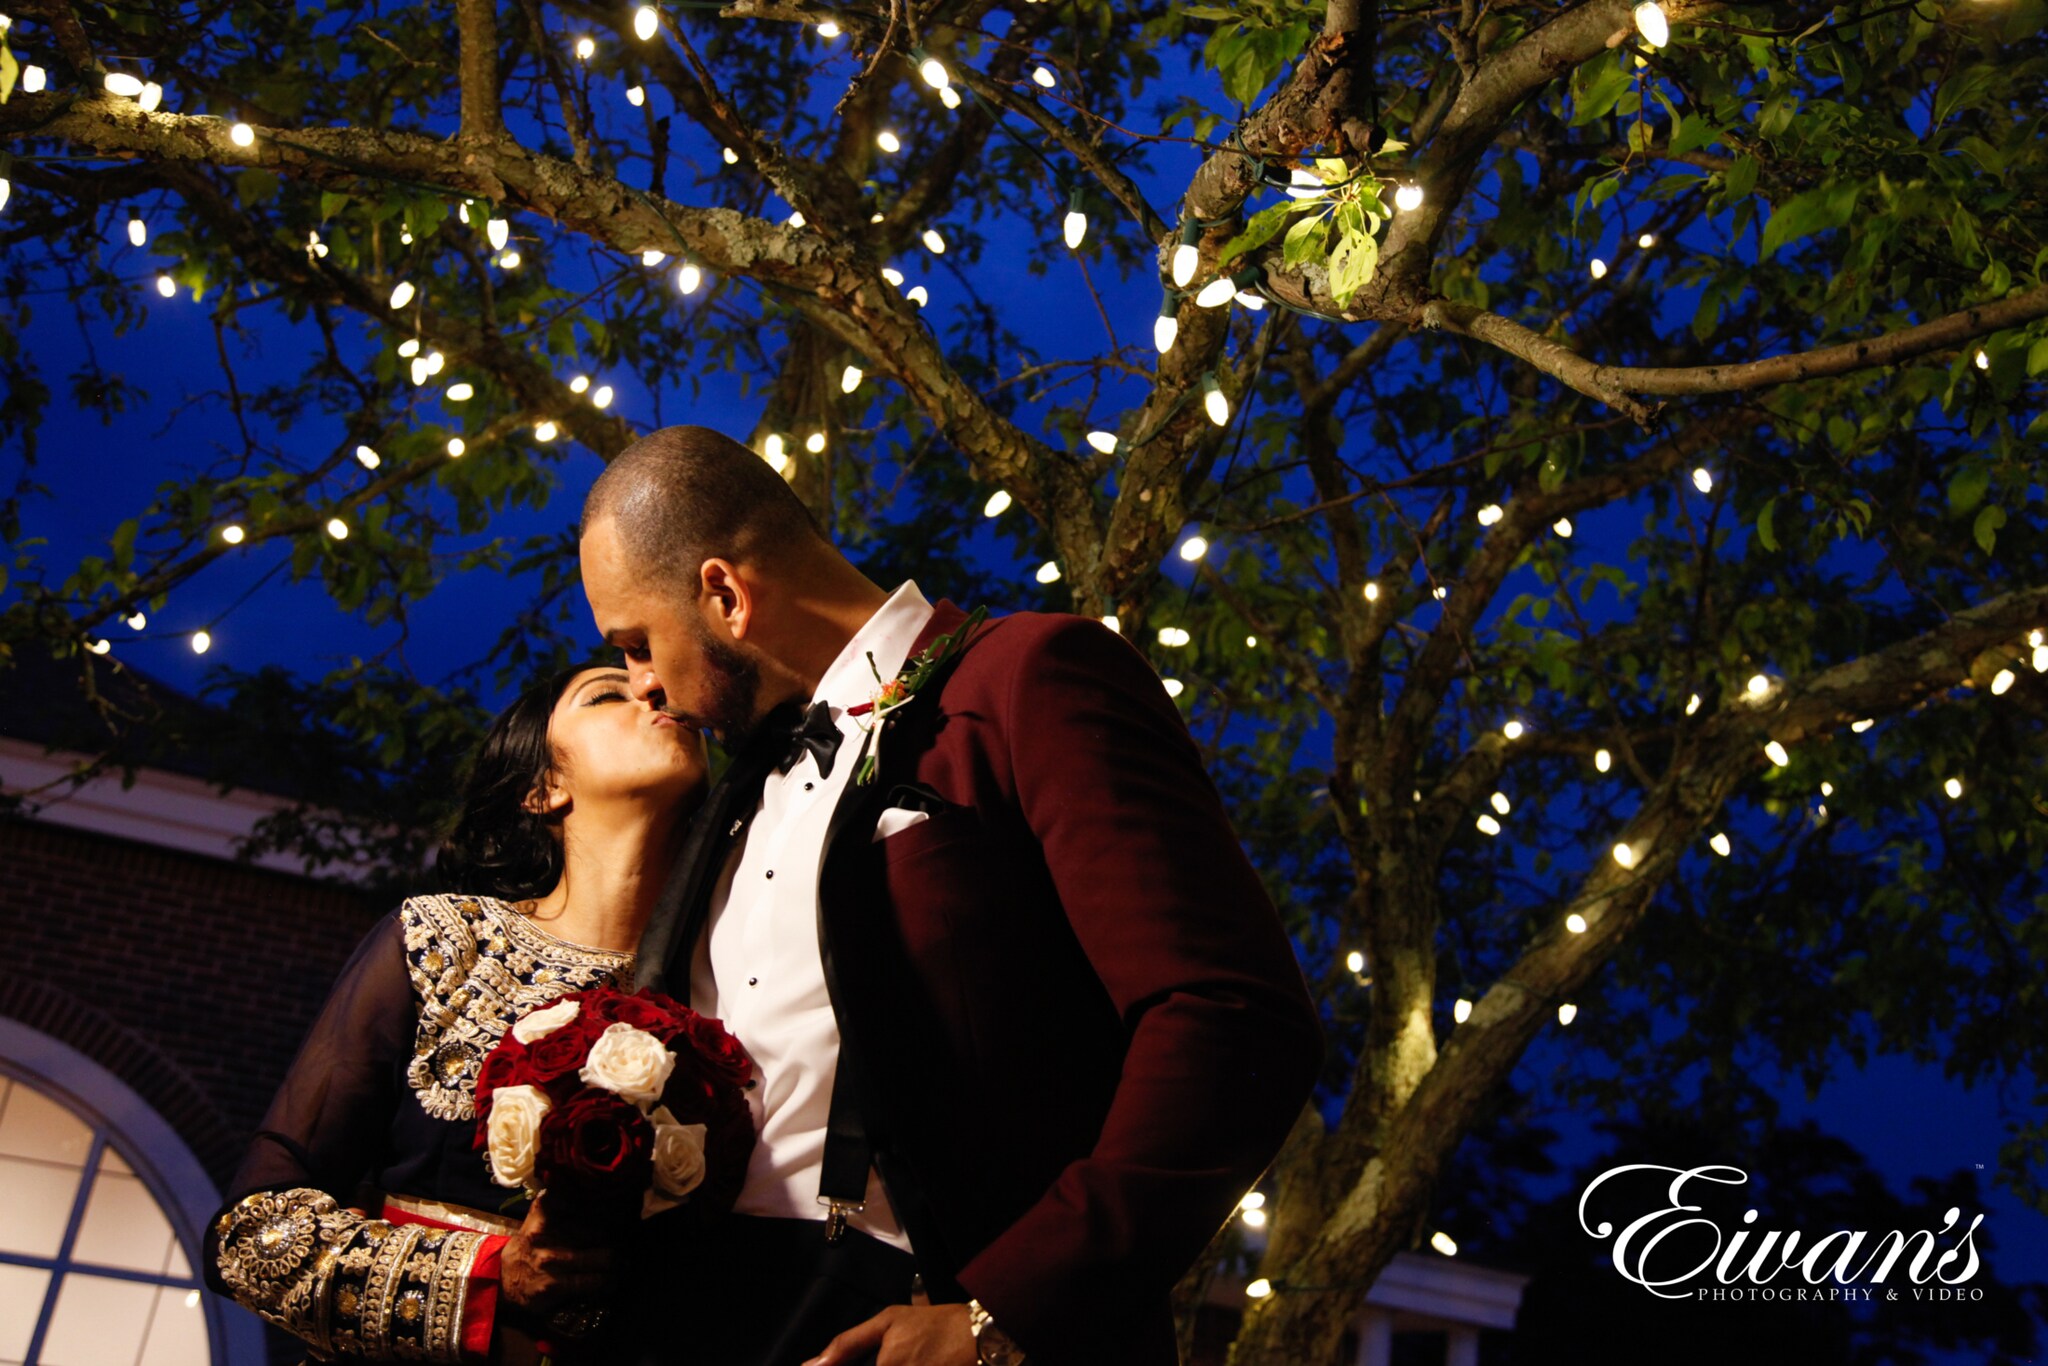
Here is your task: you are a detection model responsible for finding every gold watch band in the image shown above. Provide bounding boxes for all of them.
[966,1298,1027,1366]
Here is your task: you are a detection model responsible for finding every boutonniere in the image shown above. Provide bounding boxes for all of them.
[845,605,990,785]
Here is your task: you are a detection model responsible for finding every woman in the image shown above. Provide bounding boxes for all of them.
[203,662,708,1363]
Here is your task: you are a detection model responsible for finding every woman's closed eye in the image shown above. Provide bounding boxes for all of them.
[582,687,629,706]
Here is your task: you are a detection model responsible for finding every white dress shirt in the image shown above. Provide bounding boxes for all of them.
[690,579,935,1252]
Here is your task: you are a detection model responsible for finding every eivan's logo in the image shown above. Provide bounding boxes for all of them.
[1580,1164,1984,1301]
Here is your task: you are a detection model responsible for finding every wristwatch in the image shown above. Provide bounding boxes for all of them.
[967,1299,1027,1366]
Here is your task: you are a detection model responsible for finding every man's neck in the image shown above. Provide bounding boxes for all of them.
[753,563,893,710]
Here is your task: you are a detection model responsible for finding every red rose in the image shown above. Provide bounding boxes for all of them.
[473,1038,534,1129]
[535,1087,654,1214]
[525,1010,606,1082]
[682,1013,753,1089]
[600,992,682,1039]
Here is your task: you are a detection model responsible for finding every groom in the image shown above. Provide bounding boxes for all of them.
[577,426,1321,1366]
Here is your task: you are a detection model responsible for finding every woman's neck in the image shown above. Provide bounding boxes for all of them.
[519,806,685,954]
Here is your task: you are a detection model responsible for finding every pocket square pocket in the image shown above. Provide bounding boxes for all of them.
[872,807,932,841]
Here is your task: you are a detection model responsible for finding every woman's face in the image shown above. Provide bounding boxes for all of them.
[534,666,707,818]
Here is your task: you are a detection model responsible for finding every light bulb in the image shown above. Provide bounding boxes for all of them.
[1171,242,1199,288]
[155,274,175,298]
[1201,375,1229,427]
[1035,561,1061,584]
[1453,998,1472,1023]
[1974,350,1989,371]
[906,285,929,306]
[1634,1,1670,48]
[1503,720,1524,739]
[1431,1231,1459,1256]
[446,437,466,457]
[191,630,212,654]
[1746,673,1770,696]
[570,375,591,393]
[535,421,558,442]
[939,86,961,110]
[104,72,145,98]
[1162,679,1184,698]
[389,280,415,309]
[983,491,1012,517]
[229,122,255,147]
[1235,291,1266,310]
[22,65,45,93]
[355,445,381,469]
[763,434,785,462]
[1945,777,1963,799]
[127,611,147,630]
[632,4,659,38]
[426,350,445,375]
[1241,1191,1267,1211]
[922,228,946,254]
[1179,536,1208,562]
[1710,832,1731,856]
[574,36,595,60]
[840,364,863,393]
[1558,1003,1578,1025]
[1394,183,1424,212]
[1363,581,1379,601]
[1477,814,1501,836]
[0,178,9,213]
[722,146,739,165]
[1686,692,1701,714]
[1490,791,1511,814]
[1242,1208,1267,1228]
[1554,516,1573,537]
[1639,232,1657,248]
[641,248,665,266]
[676,263,702,294]
[1063,209,1087,250]
[1693,466,1713,492]
[1566,913,1588,933]
[1085,431,1118,454]
[127,217,147,247]
[1101,614,1121,633]
[805,431,826,453]
[498,250,521,269]
[1477,503,1503,525]
[222,524,245,544]
[398,339,420,358]
[1156,627,1186,646]
[446,382,474,401]
[1764,740,1790,766]
[410,357,430,386]
[882,267,904,286]
[1032,66,1055,88]
[877,130,901,153]
[1612,842,1636,868]
[626,84,646,106]
[919,57,949,89]
[817,19,840,38]
[486,218,509,250]
[326,517,349,539]
[1589,257,1608,280]
[592,384,614,408]
[1246,1279,1272,1299]
[137,81,163,111]
[1285,167,1327,200]
[1194,277,1237,308]
[1595,748,1611,771]
[1153,309,1178,355]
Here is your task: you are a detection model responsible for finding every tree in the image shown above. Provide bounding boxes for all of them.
[3,0,2046,1359]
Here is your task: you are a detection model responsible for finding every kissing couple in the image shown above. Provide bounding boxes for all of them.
[204,425,1323,1366]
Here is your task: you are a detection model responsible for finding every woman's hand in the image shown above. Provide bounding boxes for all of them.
[500,1195,617,1313]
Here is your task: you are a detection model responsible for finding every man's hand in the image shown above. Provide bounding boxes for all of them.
[802,1304,975,1366]
[499,1194,616,1314]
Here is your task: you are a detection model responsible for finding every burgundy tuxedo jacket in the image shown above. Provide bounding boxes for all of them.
[678,600,1323,1364]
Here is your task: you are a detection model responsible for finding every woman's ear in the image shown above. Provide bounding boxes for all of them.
[522,771,571,821]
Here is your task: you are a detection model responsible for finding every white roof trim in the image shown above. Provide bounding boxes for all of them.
[0,736,358,880]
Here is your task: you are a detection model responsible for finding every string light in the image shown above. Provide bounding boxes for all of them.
[1944,776,1964,798]
[626,85,646,107]
[1063,189,1088,250]
[881,268,904,286]
[676,263,702,294]
[127,216,147,247]
[1432,1231,1459,1256]
[1086,431,1118,454]
[410,356,431,385]
[1180,535,1209,562]
[1153,298,1179,354]
[488,218,510,251]
[1162,679,1185,698]
[1235,291,1266,310]
[0,177,8,214]
[1639,232,1658,249]
[445,382,476,402]
[1612,842,1636,868]
[1032,65,1056,88]
[1453,998,1473,1023]
[1595,748,1611,771]
[1693,467,1713,492]
[1035,561,1061,584]
[1363,582,1379,600]
[840,363,864,393]
[326,517,349,539]
[877,130,901,153]
[191,630,212,654]
[939,87,962,110]
[446,437,466,457]
[1557,1003,1578,1025]
[1554,516,1573,537]
[1710,832,1732,856]
[1852,717,1875,731]
[1158,627,1190,646]
[1246,1279,1272,1299]
[570,375,591,393]
[389,281,415,309]
[1394,183,1424,212]
[535,421,558,442]
[1974,350,1989,371]
[127,611,147,630]
[1746,673,1770,696]
[1345,950,1365,973]
[574,36,596,60]
[1490,792,1511,814]
[221,524,245,544]
[1764,740,1790,766]
[2035,644,2048,672]
[1685,693,1702,714]
[498,251,521,269]
[155,275,175,298]
[722,146,739,164]
[1284,167,1328,200]
[633,5,659,40]
[592,384,615,408]
[1634,1,1670,47]
[1242,1207,1268,1229]
[1101,614,1120,633]
[356,445,381,469]
[641,248,665,266]
[983,490,1012,517]
[21,65,44,94]
[88,639,111,655]
[804,431,826,453]
[1566,913,1587,933]
[1201,373,1229,426]
[918,56,950,89]
[105,72,146,98]
[1589,258,1609,280]
[906,285,929,307]
[817,19,841,38]
[763,433,785,464]
[1503,720,1525,739]
[1195,273,1247,308]
[922,228,946,254]
[1476,814,1501,836]
[1477,503,1503,525]
[1171,221,1200,288]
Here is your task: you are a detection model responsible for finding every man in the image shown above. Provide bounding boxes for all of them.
[575,425,1321,1366]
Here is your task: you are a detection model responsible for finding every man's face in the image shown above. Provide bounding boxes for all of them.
[580,517,762,742]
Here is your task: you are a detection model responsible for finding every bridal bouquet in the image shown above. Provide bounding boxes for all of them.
[474,986,756,1222]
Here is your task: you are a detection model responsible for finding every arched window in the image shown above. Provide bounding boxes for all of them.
[0,1018,264,1366]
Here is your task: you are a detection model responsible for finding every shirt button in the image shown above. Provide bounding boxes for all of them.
[765,869,775,879]
[804,782,814,791]
[748,976,759,986]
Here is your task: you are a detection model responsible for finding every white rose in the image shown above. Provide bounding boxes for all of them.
[485,1085,551,1189]
[649,1106,708,1199]
[578,1023,676,1107]
[511,997,580,1044]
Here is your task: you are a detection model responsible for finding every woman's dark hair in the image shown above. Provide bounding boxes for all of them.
[434,661,604,902]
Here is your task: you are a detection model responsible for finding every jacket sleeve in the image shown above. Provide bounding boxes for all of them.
[954,616,1324,1363]
[203,913,506,1363]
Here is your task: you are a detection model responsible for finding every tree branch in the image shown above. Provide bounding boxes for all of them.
[454,0,506,142]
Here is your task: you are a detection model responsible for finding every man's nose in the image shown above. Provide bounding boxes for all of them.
[628,669,662,706]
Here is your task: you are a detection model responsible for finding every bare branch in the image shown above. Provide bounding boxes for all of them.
[455,0,506,142]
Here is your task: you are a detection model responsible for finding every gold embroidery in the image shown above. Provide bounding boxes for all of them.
[400,894,633,1121]
[215,1189,487,1362]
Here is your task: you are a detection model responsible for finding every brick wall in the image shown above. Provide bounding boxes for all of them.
[0,816,385,1188]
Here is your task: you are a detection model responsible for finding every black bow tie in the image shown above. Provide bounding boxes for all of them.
[776,699,844,779]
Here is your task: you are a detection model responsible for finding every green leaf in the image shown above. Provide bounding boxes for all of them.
[1947,462,1990,514]
[1724,156,1759,200]
[2026,338,2048,376]
[1281,212,1328,269]
[1974,504,2005,556]
[1571,54,1631,127]
[1218,201,1293,265]
[1759,182,1860,261]
[1327,229,1379,306]
[1756,496,1779,553]
[320,191,351,221]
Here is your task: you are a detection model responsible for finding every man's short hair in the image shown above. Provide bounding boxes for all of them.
[582,425,827,589]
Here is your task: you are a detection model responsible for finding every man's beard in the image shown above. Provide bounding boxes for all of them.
[679,614,760,744]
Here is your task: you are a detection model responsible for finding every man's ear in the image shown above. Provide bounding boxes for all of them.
[699,557,755,642]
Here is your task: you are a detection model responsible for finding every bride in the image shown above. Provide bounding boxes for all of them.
[203,661,708,1362]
